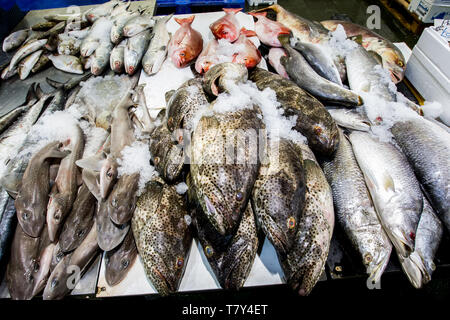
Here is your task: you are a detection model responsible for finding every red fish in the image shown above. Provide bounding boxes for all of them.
[249,12,291,47]
[231,28,261,69]
[268,47,289,79]
[168,15,203,68]
[195,39,221,74]
[209,8,243,42]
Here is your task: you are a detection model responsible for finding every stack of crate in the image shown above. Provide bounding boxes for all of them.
[409,0,450,23]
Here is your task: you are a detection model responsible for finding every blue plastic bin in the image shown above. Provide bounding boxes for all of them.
[157,0,245,14]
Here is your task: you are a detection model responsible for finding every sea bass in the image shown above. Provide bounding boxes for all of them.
[168,15,203,68]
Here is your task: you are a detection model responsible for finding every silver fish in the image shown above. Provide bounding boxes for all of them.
[48,54,84,74]
[124,29,152,75]
[91,42,113,75]
[9,39,47,69]
[2,29,29,52]
[110,11,139,44]
[110,39,127,73]
[86,0,120,23]
[349,131,423,258]
[123,13,155,38]
[18,50,43,80]
[326,107,371,132]
[142,14,172,75]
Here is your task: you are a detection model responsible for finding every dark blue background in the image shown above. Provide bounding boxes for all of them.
[0,0,107,11]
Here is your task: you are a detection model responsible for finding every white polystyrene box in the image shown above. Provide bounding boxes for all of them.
[416,27,450,79]
[409,0,450,23]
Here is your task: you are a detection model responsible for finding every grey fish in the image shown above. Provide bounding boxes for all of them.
[123,13,155,38]
[18,49,42,80]
[191,106,264,235]
[292,40,342,86]
[48,54,84,74]
[86,0,119,23]
[31,227,54,297]
[59,184,96,253]
[280,144,334,296]
[80,17,113,57]
[131,178,192,296]
[124,29,152,75]
[321,130,391,283]
[96,199,130,251]
[111,11,139,44]
[50,242,66,272]
[9,39,47,69]
[15,141,68,237]
[278,35,362,107]
[2,29,29,52]
[0,194,16,274]
[325,107,371,132]
[1,65,17,80]
[47,124,84,241]
[142,14,172,75]
[110,39,127,73]
[349,131,423,258]
[203,62,248,97]
[45,33,59,52]
[249,68,340,156]
[31,21,57,31]
[105,228,137,286]
[251,139,306,259]
[43,222,99,300]
[398,198,443,288]
[31,51,51,73]
[91,41,113,75]
[391,118,450,232]
[107,172,139,225]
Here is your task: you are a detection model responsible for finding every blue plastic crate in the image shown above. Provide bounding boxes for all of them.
[7,0,108,11]
[157,0,245,14]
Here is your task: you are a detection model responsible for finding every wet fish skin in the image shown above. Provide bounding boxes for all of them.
[0,194,16,275]
[9,39,47,69]
[249,68,339,156]
[280,145,334,296]
[168,15,203,68]
[32,51,51,73]
[124,29,152,75]
[132,179,192,296]
[48,54,84,74]
[50,242,66,272]
[43,222,99,300]
[210,8,242,42]
[111,11,139,44]
[105,229,137,286]
[249,11,291,47]
[142,14,172,75]
[1,65,17,80]
[321,20,405,83]
[91,41,113,76]
[3,29,29,52]
[268,47,289,79]
[86,0,119,23]
[107,173,139,225]
[15,141,69,237]
[96,199,130,251]
[278,35,362,107]
[59,184,96,253]
[190,106,264,235]
[123,14,155,38]
[195,39,220,74]
[349,131,423,258]
[31,228,54,297]
[321,130,391,282]
[110,39,127,73]
[251,139,306,259]
[325,107,371,132]
[18,49,43,80]
[391,118,450,232]
[203,62,248,97]
[32,21,57,31]
[231,33,262,69]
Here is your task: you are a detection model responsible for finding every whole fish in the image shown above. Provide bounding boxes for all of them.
[91,41,113,75]
[57,34,82,56]
[107,172,139,225]
[278,35,362,107]
[195,39,221,74]
[249,12,291,47]
[142,14,172,75]
[47,124,84,241]
[249,68,339,156]
[398,198,443,288]
[321,20,406,83]
[6,224,41,300]
[111,11,139,44]
[31,227,54,297]
[191,105,264,235]
[132,178,192,296]
[280,144,334,296]
[45,12,85,22]
[32,21,57,31]
[105,229,137,286]
[345,45,396,102]
[251,139,306,259]
[80,17,113,57]
[96,199,130,251]
[124,29,152,75]
[18,49,42,80]
[168,15,203,68]
[3,29,29,52]
[1,65,17,80]
[43,222,99,300]
[231,33,262,69]
[209,8,242,42]
[58,184,96,253]
[123,13,155,38]
[32,51,51,73]
[325,107,371,132]
[203,62,248,97]
[15,141,68,237]
[268,47,289,79]
[67,27,91,40]
[321,130,391,282]
[0,195,16,275]
[110,39,127,73]
[48,54,84,74]
[391,118,450,232]
[349,131,423,258]
[189,176,258,290]
[292,40,343,86]
[9,39,47,69]
[86,0,119,23]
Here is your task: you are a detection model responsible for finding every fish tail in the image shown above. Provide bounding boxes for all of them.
[240,27,257,38]
[174,15,195,25]
[222,8,243,14]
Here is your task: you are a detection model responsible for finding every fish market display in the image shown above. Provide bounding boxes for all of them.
[1,3,449,300]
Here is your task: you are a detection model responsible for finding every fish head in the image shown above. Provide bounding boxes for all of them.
[105,232,137,286]
[42,265,68,300]
[232,51,261,69]
[107,173,140,225]
[59,221,91,253]
[170,47,197,68]
[47,194,69,241]
[210,21,239,42]
[382,51,405,83]
[309,122,340,156]
[203,62,248,96]
[15,194,46,237]
[99,158,118,200]
[96,200,130,251]
[125,50,139,74]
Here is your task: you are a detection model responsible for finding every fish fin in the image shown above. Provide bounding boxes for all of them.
[277,34,290,46]
[82,169,101,201]
[349,35,363,45]
[46,77,64,89]
[240,27,257,37]
[249,12,267,18]
[35,83,45,99]
[368,50,383,65]
[0,173,21,198]
[75,155,105,172]
[382,172,395,192]
[223,8,243,14]
[174,15,195,26]
[25,83,38,105]
[161,13,174,23]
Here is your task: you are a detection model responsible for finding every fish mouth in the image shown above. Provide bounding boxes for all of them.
[220,240,249,289]
[390,228,414,258]
[398,251,428,289]
[366,248,391,284]
[152,266,176,295]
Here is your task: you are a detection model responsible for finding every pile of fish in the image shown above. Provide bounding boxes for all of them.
[0,3,449,300]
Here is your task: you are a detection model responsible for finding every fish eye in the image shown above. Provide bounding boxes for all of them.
[111,198,118,208]
[107,170,113,178]
[77,229,85,238]
[287,217,296,229]
[175,257,184,269]
[121,259,129,269]
[180,52,185,57]
[22,211,29,220]
[204,246,214,258]
[235,192,243,201]
[364,253,373,264]
[51,279,59,288]
[154,157,160,165]
[313,126,323,136]
[397,60,404,67]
